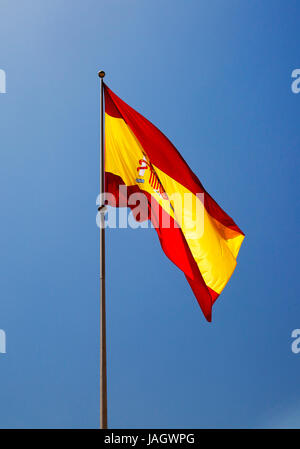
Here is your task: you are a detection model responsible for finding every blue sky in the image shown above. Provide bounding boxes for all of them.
[0,0,299,428]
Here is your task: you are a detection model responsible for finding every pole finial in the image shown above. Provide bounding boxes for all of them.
[98,70,105,78]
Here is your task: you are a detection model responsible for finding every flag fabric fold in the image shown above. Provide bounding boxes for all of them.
[103,83,244,321]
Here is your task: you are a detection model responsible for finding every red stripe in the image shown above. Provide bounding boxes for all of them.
[104,84,244,235]
[105,171,216,321]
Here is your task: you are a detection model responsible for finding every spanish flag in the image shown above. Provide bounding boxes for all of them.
[104,84,244,321]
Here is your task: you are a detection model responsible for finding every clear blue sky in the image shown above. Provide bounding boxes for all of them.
[0,0,299,429]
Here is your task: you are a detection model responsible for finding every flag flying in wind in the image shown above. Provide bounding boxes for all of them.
[103,83,244,321]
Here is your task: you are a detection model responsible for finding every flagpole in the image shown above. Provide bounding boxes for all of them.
[98,69,107,429]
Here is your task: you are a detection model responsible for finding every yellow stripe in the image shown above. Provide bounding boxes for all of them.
[105,113,175,220]
[105,114,244,294]
[154,166,244,293]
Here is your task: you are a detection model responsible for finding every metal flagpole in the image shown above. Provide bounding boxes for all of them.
[98,70,107,429]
